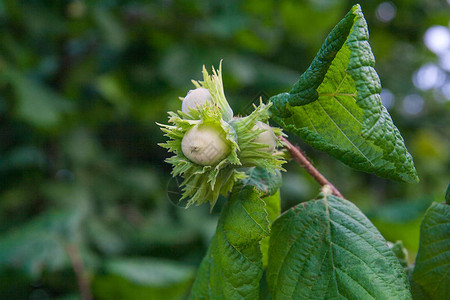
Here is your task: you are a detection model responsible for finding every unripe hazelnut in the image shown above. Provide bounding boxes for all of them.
[181,124,231,165]
[182,88,212,114]
[252,121,277,153]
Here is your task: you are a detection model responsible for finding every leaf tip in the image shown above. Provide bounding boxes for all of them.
[352,3,362,12]
[402,171,420,184]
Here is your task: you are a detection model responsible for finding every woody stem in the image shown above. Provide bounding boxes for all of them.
[281,136,344,198]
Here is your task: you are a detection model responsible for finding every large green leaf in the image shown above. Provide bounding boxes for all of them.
[269,4,418,183]
[261,190,281,268]
[267,187,412,299]
[4,68,73,129]
[412,202,450,299]
[92,258,195,300]
[242,166,282,197]
[409,276,431,300]
[388,240,409,269]
[189,185,269,299]
[0,209,84,277]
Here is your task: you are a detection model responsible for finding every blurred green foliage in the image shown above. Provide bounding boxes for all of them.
[0,0,448,298]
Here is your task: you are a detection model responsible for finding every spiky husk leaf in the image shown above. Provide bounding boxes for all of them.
[229,101,285,172]
[184,60,233,122]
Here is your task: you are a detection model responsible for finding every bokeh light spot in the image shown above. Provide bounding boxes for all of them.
[402,94,424,115]
[424,25,450,54]
[440,82,450,101]
[439,50,450,71]
[413,63,446,90]
[376,2,397,23]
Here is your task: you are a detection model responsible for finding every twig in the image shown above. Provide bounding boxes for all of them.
[281,136,344,198]
[66,244,93,300]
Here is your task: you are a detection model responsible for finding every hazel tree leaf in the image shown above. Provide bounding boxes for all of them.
[4,68,73,129]
[262,190,281,223]
[387,240,409,269]
[269,4,418,183]
[412,201,450,300]
[409,276,431,300]
[261,190,281,268]
[0,209,85,278]
[189,185,269,300]
[267,187,412,299]
[242,166,282,197]
[92,258,195,300]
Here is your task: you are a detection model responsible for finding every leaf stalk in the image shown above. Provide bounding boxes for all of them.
[281,136,343,198]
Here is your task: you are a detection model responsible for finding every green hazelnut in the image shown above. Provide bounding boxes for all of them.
[252,121,277,153]
[181,124,231,165]
[181,88,212,115]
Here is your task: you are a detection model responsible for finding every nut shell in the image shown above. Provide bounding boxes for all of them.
[181,124,230,165]
[181,88,212,114]
[252,121,277,153]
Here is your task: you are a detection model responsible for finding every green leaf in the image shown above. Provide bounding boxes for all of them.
[387,240,409,269]
[87,218,126,255]
[412,202,450,300]
[5,68,73,129]
[269,4,418,183]
[189,185,269,299]
[261,190,281,268]
[242,166,282,197]
[267,188,412,299]
[0,269,32,299]
[409,276,431,300]
[262,190,281,223]
[0,146,46,172]
[0,209,84,277]
[93,258,195,300]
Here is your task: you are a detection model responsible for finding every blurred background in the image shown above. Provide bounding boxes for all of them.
[0,0,448,299]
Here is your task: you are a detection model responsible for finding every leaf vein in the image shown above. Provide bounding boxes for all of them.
[324,195,341,299]
[275,217,322,297]
[417,251,450,266]
[332,239,390,295]
[316,100,375,167]
[330,205,390,260]
[239,201,269,236]
[302,106,319,133]
[332,95,362,125]
[335,265,376,299]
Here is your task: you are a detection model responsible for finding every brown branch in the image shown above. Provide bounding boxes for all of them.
[66,244,93,300]
[281,136,343,198]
